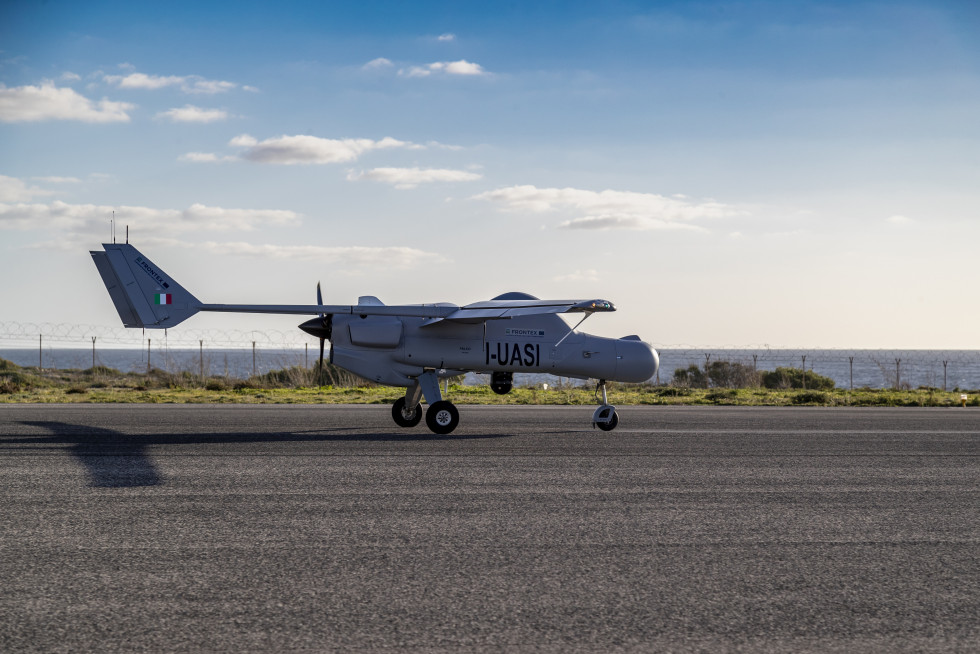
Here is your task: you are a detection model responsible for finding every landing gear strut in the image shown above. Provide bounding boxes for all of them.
[592,379,619,431]
[391,370,460,435]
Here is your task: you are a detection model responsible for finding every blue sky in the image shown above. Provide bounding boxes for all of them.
[2,0,978,348]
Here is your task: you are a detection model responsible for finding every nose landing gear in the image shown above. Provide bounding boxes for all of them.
[592,379,619,431]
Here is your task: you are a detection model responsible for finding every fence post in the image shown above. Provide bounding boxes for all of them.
[38,334,42,371]
[801,355,807,390]
[849,356,854,390]
[92,336,96,370]
[895,358,901,389]
[252,341,256,377]
[943,360,948,391]
[200,340,204,381]
[147,338,151,373]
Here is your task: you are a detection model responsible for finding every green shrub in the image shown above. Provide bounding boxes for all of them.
[707,361,761,388]
[0,370,36,393]
[85,365,121,376]
[255,366,311,387]
[674,360,761,389]
[657,387,692,397]
[762,367,835,390]
[673,365,707,388]
[793,391,828,405]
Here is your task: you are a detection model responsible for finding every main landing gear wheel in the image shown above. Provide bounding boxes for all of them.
[426,401,460,435]
[391,397,423,428]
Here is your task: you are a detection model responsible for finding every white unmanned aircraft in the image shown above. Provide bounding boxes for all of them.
[91,243,659,434]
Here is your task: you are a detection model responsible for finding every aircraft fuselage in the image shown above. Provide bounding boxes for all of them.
[329,313,659,387]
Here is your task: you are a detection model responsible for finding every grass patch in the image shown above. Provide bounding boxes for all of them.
[0,362,976,407]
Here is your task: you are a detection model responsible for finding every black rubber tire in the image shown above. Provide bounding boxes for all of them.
[391,397,423,428]
[596,410,619,432]
[425,401,460,435]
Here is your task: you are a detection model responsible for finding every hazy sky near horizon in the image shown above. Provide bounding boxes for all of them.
[1,0,978,349]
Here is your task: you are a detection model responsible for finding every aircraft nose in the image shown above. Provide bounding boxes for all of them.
[615,337,659,383]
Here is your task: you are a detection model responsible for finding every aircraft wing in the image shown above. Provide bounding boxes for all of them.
[198,303,459,318]
[425,299,615,324]
[198,298,614,322]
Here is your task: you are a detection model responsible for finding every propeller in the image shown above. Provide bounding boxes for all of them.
[298,281,332,384]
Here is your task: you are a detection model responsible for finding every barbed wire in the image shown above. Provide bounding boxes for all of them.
[0,321,314,347]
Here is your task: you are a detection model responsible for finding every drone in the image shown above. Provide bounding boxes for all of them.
[92,243,659,434]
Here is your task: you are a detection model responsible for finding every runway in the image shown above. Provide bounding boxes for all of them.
[1,405,978,652]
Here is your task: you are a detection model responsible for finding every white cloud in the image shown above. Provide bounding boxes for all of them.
[347,167,482,189]
[178,152,237,163]
[104,72,184,90]
[363,57,393,70]
[474,185,740,231]
[3,202,441,269]
[157,105,229,123]
[426,141,464,151]
[437,33,456,42]
[230,134,420,165]
[887,214,914,225]
[0,201,299,234]
[191,241,444,267]
[402,66,433,78]
[32,176,81,184]
[229,134,258,147]
[103,71,240,94]
[188,79,236,94]
[435,60,486,75]
[0,82,134,123]
[399,59,488,77]
[60,72,81,82]
[0,176,55,202]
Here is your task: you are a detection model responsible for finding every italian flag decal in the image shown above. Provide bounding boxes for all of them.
[155,293,172,305]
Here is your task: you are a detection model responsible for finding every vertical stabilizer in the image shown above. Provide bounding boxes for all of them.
[89,243,201,329]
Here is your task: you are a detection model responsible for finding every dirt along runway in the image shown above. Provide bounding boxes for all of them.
[1,404,978,652]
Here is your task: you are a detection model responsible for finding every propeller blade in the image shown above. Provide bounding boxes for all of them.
[316,281,323,316]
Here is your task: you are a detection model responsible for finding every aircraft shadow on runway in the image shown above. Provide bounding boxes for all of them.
[9,421,510,488]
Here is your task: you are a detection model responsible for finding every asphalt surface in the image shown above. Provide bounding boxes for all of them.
[1,404,978,652]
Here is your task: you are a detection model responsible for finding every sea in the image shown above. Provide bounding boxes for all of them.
[3,347,979,391]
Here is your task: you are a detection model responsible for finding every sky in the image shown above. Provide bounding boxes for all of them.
[1,0,978,349]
